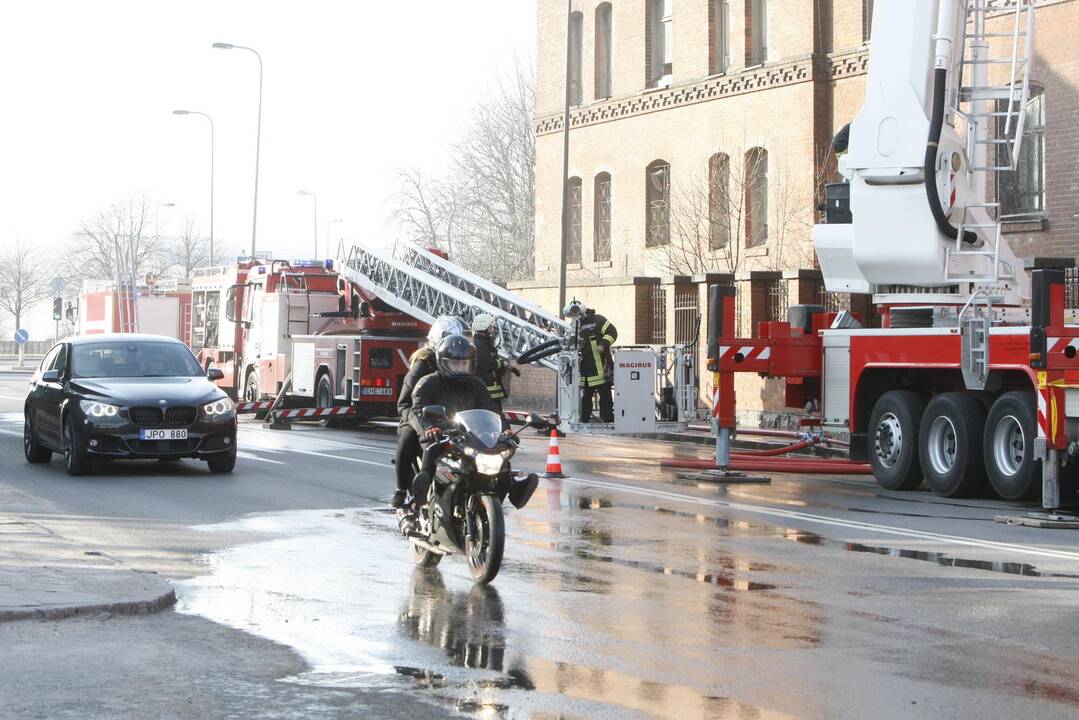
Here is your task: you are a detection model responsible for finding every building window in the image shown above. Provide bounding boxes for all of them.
[745,147,768,248]
[595,3,613,99]
[709,0,730,75]
[862,0,874,43]
[745,0,767,67]
[646,160,670,247]
[648,0,673,88]
[594,172,612,261]
[569,11,583,106]
[567,176,583,263]
[998,91,1046,219]
[709,153,731,249]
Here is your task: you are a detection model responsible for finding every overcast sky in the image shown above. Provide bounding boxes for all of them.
[0,0,536,268]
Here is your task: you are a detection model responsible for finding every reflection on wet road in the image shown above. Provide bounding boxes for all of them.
[176,471,1079,719]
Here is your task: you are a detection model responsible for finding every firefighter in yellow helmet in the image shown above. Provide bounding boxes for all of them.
[579,307,617,423]
[472,313,519,414]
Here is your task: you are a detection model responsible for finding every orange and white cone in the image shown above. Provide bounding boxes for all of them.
[542,428,566,479]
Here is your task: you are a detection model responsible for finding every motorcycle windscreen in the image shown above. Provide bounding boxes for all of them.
[454,409,503,449]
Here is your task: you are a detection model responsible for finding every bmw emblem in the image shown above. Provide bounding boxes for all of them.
[159,399,168,406]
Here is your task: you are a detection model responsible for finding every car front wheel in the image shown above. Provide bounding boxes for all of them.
[207,446,237,474]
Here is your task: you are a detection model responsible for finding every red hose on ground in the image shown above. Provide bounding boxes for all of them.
[661,457,872,475]
[730,440,812,457]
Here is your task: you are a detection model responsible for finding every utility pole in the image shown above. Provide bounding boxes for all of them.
[557,0,573,317]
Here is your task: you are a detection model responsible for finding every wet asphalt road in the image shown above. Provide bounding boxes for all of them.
[1,384,1079,719]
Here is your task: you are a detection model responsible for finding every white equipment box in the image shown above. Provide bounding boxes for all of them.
[613,350,657,433]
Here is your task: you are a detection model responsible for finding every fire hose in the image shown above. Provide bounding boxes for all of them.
[660,457,873,474]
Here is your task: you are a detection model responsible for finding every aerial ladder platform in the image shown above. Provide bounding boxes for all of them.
[336,241,701,433]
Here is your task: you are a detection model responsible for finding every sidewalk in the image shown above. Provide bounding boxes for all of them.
[0,516,176,622]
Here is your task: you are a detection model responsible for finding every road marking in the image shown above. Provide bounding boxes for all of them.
[266,445,392,468]
[235,450,286,465]
[0,428,21,437]
[0,394,24,400]
[239,426,394,455]
[563,477,1079,563]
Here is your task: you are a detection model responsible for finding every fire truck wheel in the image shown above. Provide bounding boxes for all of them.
[918,393,987,498]
[983,391,1040,501]
[243,370,260,403]
[316,374,333,408]
[868,391,925,491]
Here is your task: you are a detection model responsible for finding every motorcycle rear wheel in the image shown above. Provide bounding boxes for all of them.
[466,494,505,584]
[410,540,442,568]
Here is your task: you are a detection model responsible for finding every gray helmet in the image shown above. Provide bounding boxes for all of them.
[435,334,476,379]
[426,316,468,347]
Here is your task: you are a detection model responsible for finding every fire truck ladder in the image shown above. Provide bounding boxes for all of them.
[338,242,569,370]
[948,0,1035,284]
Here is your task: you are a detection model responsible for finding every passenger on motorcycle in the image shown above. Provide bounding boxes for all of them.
[409,334,500,504]
[392,316,469,508]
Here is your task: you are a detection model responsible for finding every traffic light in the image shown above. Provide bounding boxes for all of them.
[52,296,63,321]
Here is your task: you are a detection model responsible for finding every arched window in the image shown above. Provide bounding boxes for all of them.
[569,11,584,106]
[710,0,730,75]
[594,172,612,261]
[647,0,673,88]
[744,148,768,248]
[708,153,731,249]
[567,176,583,263]
[745,0,768,66]
[645,160,670,247]
[595,3,613,99]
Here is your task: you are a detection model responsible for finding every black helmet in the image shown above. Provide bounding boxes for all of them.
[435,334,476,379]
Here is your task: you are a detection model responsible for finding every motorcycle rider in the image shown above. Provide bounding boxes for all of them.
[472,313,520,415]
[579,307,618,423]
[410,334,499,501]
[392,316,468,508]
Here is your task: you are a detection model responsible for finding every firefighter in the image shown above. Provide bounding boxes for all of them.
[391,315,468,508]
[579,307,617,423]
[472,313,519,414]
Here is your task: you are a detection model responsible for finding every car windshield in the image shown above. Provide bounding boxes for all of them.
[454,409,504,449]
[71,341,203,379]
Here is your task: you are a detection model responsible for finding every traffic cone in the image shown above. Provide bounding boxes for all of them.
[543,428,566,479]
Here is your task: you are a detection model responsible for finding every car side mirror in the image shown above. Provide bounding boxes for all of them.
[422,405,448,422]
[207,367,225,381]
[527,412,549,430]
[41,369,60,383]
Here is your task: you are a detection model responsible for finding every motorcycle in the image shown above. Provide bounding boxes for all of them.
[398,405,546,584]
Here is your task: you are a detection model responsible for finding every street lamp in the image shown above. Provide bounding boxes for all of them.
[326,218,342,258]
[172,109,215,266]
[213,42,262,256]
[297,190,318,257]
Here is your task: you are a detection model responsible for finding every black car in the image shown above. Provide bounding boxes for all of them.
[23,334,237,476]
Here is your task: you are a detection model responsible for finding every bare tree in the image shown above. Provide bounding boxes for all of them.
[0,239,54,365]
[394,58,535,283]
[65,194,155,286]
[161,215,213,278]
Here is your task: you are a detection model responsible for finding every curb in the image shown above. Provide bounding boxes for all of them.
[0,582,176,623]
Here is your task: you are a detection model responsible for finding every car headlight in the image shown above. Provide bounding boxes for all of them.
[473,452,505,476]
[79,400,120,419]
[202,397,234,417]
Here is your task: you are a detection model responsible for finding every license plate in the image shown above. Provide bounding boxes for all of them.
[361,387,394,396]
[140,429,188,440]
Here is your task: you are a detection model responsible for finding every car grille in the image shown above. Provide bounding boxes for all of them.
[126,439,201,454]
[129,407,197,428]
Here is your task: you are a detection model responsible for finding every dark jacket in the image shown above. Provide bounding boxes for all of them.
[410,373,498,436]
[473,331,506,400]
[579,312,618,387]
[397,347,438,425]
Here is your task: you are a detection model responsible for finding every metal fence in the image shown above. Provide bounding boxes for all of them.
[765,278,789,324]
[673,286,700,344]
[1066,267,1079,309]
[649,285,668,344]
[0,340,52,356]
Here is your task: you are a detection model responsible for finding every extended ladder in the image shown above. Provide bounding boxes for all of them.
[338,242,569,370]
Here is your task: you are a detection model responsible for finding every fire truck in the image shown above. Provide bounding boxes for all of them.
[76,278,192,343]
[707,1,1079,511]
[190,257,425,419]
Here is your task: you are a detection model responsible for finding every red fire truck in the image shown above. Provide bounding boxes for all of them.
[190,257,425,419]
[76,278,192,343]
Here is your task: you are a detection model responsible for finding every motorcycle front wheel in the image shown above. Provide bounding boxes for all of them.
[466,494,505,584]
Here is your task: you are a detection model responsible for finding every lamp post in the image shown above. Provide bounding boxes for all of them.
[297,190,318,257]
[172,109,215,266]
[557,0,573,316]
[326,218,342,259]
[213,42,262,256]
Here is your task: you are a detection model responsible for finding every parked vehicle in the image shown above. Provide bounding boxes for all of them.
[399,406,544,584]
[23,334,237,476]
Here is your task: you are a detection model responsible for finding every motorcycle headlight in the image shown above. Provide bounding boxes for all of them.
[202,397,234,417]
[79,400,120,419]
[473,452,504,476]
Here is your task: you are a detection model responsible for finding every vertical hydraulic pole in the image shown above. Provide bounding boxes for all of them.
[1030,268,1066,510]
[707,285,737,469]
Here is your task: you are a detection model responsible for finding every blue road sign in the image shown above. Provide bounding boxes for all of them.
[14,328,29,345]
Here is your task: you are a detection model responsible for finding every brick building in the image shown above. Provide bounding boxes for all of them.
[514,0,1079,423]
